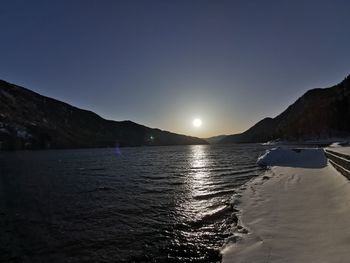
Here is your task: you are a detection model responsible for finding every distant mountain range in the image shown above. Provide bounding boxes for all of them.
[2,75,349,150]
[0,80,207,150]
[204,135,228,144]
[219,75,350,144]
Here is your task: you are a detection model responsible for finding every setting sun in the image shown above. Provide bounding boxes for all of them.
[192,118,202,128]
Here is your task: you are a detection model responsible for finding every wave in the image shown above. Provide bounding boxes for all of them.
[193,189,237,200]
[211,168,260,178]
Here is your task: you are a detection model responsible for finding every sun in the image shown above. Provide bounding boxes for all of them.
[192,118,202,128]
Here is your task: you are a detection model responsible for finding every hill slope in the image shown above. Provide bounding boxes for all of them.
[0,80,207,150]
[221,75,350,144]
[204,135,228,144]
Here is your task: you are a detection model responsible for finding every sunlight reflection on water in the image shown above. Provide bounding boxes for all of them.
[190,145,211,191]
[182,145,215,222]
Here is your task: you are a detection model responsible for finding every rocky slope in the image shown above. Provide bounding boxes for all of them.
[220,75,350,144]
[0,80,207,150]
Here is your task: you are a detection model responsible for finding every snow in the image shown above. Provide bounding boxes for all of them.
[222,147,350,262]
[300,138,350,145]
[260,138,350,147]
[328,142,348,148]
[257,147,327,168]
[326,146,350,156]
[222,164,350,263]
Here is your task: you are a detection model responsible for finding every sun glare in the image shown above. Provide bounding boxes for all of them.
[192,118,202,128]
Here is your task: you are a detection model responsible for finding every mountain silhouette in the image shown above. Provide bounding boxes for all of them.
[0,80,207,150]
[220,75,350,143]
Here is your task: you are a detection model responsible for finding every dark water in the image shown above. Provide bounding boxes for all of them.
[0,144,267,262]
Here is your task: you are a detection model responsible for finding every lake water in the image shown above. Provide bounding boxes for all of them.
[0,144,267,262]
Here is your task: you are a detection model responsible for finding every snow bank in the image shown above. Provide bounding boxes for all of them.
[257,147,327,168]
[222,164,350,263]
[328,142,347,148]
[326,146,350,156]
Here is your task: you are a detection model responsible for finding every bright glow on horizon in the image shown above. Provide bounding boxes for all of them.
[192,118,202,128]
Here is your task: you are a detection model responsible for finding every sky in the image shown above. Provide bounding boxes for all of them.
[0,0,349,138]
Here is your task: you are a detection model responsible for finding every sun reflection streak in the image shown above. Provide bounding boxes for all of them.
[183,145,214,218]
[175,145,216,225]
[190,145,210,186]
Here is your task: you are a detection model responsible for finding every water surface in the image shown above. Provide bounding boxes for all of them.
[0,144,266,262]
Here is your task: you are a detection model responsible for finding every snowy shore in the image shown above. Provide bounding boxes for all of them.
[222,147,350,263]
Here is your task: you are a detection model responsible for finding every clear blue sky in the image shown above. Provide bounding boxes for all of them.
[1,0,349,137]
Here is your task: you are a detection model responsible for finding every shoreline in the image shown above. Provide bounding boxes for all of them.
[222,147,350,262]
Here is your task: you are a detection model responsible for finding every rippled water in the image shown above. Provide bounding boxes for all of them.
[0,144,267,262]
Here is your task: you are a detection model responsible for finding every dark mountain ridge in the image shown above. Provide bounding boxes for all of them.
[0,80,207,150]
[221,75,350,144]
